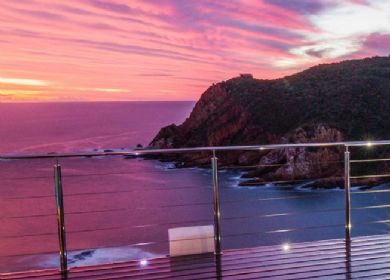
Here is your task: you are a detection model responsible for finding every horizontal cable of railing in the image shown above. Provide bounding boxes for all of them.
[0,160,345,181]
[4,200,390,223]
[0,187,330,203]
[350,158,390,163]
[351,173,390,179]
[3,183,381,201]
[1,139,389,160]
[353,189,390,195]
[0,206,347,232]
[0,222,347,245]
[0,207,349,236]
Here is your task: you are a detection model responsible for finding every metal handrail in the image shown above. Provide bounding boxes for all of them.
[0,139,386,160]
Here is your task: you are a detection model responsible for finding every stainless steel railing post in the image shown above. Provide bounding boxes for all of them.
[344,146,351,239]
[212,150,222,256]
[54,163,68,275]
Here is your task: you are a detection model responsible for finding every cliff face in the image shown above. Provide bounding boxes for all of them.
[151,84,250,148]
[149,56,390,187]
[245,124,344,181]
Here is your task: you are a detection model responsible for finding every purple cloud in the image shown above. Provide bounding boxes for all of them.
[264,0,325,14]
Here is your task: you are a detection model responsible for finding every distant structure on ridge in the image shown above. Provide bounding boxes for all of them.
[239,73,253,79]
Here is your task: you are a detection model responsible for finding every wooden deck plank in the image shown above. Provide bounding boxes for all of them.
[63,241,390,280]
[3,234,390,280]
[68,246,390,279]
[58,236,390,279]
[71,248,390,280]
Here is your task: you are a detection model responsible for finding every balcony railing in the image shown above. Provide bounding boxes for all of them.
[1,140,390,276]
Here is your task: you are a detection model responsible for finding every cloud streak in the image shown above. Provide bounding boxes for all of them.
[0,0,388,101]
[0,77,49,86]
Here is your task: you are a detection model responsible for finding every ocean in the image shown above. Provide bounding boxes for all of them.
[0,102,389,273]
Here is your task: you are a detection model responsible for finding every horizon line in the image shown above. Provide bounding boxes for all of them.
[0,100,197,104]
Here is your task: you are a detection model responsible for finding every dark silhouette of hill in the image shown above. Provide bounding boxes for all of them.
[150,56,390,188]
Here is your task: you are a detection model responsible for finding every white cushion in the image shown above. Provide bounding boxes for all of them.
[169,225,214,256]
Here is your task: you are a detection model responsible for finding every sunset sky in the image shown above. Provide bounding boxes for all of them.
[1,0,389,102]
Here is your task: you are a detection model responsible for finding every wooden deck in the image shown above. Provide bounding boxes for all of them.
[3,234,390,279]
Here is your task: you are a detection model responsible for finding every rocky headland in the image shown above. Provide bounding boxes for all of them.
[149,56,390,188]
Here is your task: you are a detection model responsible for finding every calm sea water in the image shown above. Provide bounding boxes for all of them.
[0,102,389,273]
